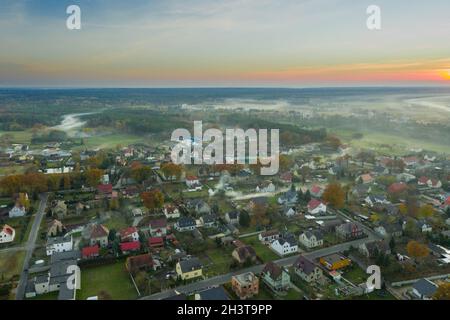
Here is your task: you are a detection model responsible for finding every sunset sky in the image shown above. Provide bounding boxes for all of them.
[1,0,450,87]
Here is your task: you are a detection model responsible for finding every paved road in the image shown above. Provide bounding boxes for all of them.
[15,193,48,300]
[140,237,374,300]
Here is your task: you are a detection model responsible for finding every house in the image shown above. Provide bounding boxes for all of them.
[52,201,67,219]
[192,200,211,215]
[131,207,143,217]
[374,222,403,238]
[195,286,230,300]
[0,224,15,244]
[47,220,65,237]
[417,220,432,233]
[46,235,73,256]
[364,195,390,207]
[27,257,80,300]
[126,253,157,274]
[225,211,240,225]
[412,278,438,300]
[258,230,280,243]
[164,204,180,219]
[176,258,203,280]
[280,172,293,184]
[200,214,216,228]
[119,226,140,242]
[123,186,140,199]
[336,222,364,240]
[231,272,259,300]
[232,245,257,264]
[307,199,327,215]
[357,173,374,184]
[359,241,391,258]
[277,188,298,205]
[388,182,408,195]
[283,206,298,217]
[96,183,113,198]
[81,245,99,259]
[310,185,323,198]
[120,241,141,254]
[319,253,351,271]
[299,230,323,249]
[175,216,196,232]
[353,184,372,199]
[293,256,323,283]
[270,234,298,256]
[149,218,167,237]
[261,262,290,292]
[186,176,201,189]
[256,181,276,193]
[148,237,164,249]
[9,203,26,218]
[84,224,109,248]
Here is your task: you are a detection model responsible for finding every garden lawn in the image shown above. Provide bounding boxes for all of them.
[204,248,233,276]
[242,235,278,262]
[0,250,25,281]
[77,262,138,300]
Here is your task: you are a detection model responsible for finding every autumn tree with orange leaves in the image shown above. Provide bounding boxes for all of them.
[323,183,345,209]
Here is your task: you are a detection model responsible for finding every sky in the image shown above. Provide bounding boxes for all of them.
[0,0,450,87]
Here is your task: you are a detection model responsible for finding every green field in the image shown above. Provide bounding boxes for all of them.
[0,130,33,144]
[242,235,279,262]
[75,134,149,150]
[204,248,233,276]
[0,250,26,282]
[333,129,450,155]
[77,261,138,300]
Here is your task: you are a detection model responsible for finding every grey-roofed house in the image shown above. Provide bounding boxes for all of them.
[175,216,196,232]
[176,257,203,280]
[293,256,323,283]
[412,279,438,300]
[299,230,323,249]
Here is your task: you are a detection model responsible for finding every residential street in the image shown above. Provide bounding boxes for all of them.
[15,193,48,300]
[140,236,374,300]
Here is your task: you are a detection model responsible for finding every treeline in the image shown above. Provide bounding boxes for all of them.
[84,108,189,135]
[0,169,105,197]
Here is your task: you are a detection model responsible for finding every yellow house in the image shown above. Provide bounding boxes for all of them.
[176,258,203,280]
[319,253,351,271]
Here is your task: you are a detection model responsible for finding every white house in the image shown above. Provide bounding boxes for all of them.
[46,235,73,256]
[9,204,26,218]
[299,230,323,249]
[0,224,15,243]
[307,199,327,215]
[283,206,298,217]
[256,181,276,193]
[270,236,298,256]
[164,205,181,219]
[186,176,201,188]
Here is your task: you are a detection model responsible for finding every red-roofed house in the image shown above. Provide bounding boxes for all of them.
[307,199,327,215]
[418,176,429,186]
[82,245,99,259]
[358,174,374,184]
[119,227,139,242]
[0,224,15,243]
[186,176,200,188]
[120,241,141,254]
[148,237,164,249]
[96,184,116,200]
[388,182,408,194]
[442,197,450,211]
[149,218,167,237]
[310,185,323,198]
[280,172,293,184]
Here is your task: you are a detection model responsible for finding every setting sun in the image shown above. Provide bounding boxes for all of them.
[439,69,450,80]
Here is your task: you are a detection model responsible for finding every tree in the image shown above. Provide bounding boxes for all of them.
[433,283,450,300]
[418,204,435,218]
[251,204,270,227]
[161,163,183,180]
[389,237,396,253]
[239,211,250,228]
[406,240,429,261]
[85,168,103,187]
[131,165,153,183]
[141,190,164,212]
[303,190,311,203]
[63,174,71,189]
[323,183,345,209]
